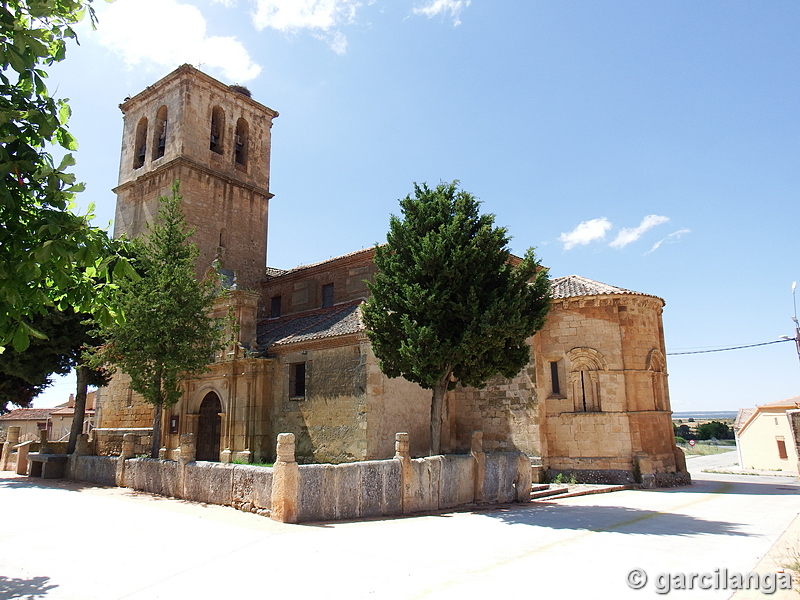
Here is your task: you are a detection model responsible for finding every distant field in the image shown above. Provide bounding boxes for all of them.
[672,411,738,420]
[677,440,737,455]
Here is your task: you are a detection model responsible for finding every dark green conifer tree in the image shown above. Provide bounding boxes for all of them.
[362,181,552,455]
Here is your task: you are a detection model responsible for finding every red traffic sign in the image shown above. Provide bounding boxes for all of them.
[689,439,696,446]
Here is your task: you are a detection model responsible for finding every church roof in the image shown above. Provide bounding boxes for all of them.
[550,275,657,299]
[280,247,376,276]
[257,300,365,348]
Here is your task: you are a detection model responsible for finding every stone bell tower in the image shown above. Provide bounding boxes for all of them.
[113,64,279,290]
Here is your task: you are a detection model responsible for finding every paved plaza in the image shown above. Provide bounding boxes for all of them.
[0,452,798,599]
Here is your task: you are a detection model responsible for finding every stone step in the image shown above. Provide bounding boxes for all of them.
[531,484,630,502]
[530,486,569,499]
[531,484,550,492]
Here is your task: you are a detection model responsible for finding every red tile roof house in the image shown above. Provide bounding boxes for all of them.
[0,408,55,443]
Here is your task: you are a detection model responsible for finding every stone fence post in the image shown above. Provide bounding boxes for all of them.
[39,429,53,454]
[394,432,413,514]
[270,433,299,523]
[1,425,20,471]
[15,441,33,476]
[117,433,137,486]
[515,453,532,503]
[471,431,485,503]
[67,434,92,480]
[178,433,196,498]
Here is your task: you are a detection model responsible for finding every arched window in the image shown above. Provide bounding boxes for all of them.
[234,117,249,169]
[210,106,225,154]
[153,105,168,160]
[133,117,148,169]
[567,347,606,413]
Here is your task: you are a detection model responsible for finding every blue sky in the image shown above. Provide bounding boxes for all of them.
[33,0,800,411]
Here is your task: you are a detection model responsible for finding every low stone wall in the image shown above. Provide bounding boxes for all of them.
[285,431,530,523]
[297,460,402,522]
[63,430,529,524]
[124,458,182,498]
[92,428,152,456]
[73,456,117,487]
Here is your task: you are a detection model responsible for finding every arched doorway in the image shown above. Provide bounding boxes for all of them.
[196,392,222,461]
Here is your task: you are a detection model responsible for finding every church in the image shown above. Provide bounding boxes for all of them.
[95,64,688,487]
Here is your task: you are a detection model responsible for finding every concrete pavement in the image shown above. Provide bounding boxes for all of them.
[0,451,798,600]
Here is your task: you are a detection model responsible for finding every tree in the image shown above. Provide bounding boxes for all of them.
[696,421,732,441]
[0,307,96,411]
[0,0,129,352]
[96,182,228,458]
[362,181,552,455]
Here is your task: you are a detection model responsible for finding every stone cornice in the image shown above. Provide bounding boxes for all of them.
[112,156,274,200]
[553,294,664,310]
[119,64,279,120]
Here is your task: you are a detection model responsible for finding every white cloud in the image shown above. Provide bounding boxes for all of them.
[92,0,261,82]
[251,0,362,54]
[412,0,471,25]
[645,228,691,255]
[609,215,669,249]
[558,218,613,251]
[211,0,238,6]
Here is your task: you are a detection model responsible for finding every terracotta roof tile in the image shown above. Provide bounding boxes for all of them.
[550,275,658,300]
[257,300,365,348]
[758,395,800,409]
[734,408,756,430]
[0,408,53,421]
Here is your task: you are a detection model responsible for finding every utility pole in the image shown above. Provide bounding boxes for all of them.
[793,282,800,366]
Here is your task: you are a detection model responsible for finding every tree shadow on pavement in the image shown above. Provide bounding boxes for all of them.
[483,503,753,537]
[661,476,799,497]
[0,575,58,599]
[0,475,110,493]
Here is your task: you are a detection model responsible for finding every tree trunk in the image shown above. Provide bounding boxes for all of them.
[151,402,163,458]
[429,375,450,456]
[66,365,89,454]
[151,370,163,458]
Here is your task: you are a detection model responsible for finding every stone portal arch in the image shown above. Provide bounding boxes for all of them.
[196,392,222,461]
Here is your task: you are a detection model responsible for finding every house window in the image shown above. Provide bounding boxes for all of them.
[322,283,334,308]
[133,117,148,169]
[37,422,47,431]
[271,296,281,318]
[234,117,248,169]
[210,106,225,154]
[550,361,561,396]
[777,438,788,460]
[153,105,167,159]
[219,228,228,249]
[290,362,306,398]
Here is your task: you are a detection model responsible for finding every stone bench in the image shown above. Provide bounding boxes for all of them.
[27,453,69,479]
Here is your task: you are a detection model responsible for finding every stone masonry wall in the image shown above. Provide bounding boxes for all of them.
[450,359,541,456]
[96,372,154,430]
[535,295,680,478]
[271,344,368,463]
[260,249,377,318]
